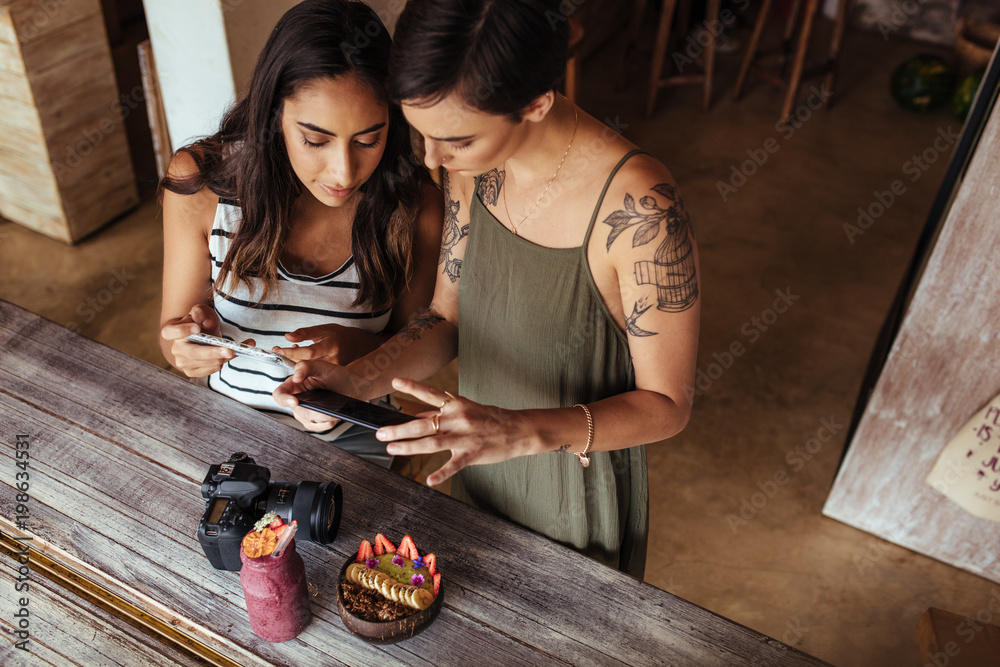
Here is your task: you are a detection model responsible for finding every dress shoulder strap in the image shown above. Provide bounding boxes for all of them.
[583,149,646,247]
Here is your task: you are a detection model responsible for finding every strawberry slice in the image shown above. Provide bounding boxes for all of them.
[273,524,286,540]
[432,572,441,596]
[269,517,285,530]
[374,532,396,555]
[423,553,437,576]
[398,534,419,561]
[356,539,374,563]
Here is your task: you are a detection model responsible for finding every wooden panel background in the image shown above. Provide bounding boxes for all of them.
[0,0,137,243]
[823,97,1000,582]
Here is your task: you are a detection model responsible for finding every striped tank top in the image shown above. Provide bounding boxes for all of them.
[206,200,393,463]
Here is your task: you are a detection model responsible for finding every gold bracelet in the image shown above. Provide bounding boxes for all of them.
[573,404,593,468]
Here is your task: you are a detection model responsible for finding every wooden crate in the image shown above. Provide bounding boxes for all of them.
[917,607,1000,667]
[0,0,138,244]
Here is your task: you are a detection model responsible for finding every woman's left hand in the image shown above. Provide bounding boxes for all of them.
[273,323,382,366]
[377,378,534,486]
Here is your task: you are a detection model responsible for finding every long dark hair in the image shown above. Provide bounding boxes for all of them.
[161,0,429,310]
[388,0,569,120]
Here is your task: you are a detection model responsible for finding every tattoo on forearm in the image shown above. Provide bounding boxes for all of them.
[477,168,505,206]
[399,309,445,343]
[439,176,469,283]
[602,183,699,333]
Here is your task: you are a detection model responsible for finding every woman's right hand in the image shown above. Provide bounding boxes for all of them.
[159,304,235,377]
[273,360,364,431]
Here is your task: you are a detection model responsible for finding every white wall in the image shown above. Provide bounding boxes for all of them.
[142,0,236,151]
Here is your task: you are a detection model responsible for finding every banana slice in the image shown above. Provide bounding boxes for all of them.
[345,563,434,610]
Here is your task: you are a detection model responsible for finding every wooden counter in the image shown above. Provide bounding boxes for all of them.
[0,300,830,666]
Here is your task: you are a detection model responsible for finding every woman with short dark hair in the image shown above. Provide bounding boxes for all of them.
[277,0,700,576]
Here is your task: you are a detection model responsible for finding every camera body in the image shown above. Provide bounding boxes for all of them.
[197,452,342,571]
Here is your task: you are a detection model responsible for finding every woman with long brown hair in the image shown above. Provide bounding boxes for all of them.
[159,0,441,465]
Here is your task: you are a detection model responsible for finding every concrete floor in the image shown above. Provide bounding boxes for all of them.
[1,14,994,667]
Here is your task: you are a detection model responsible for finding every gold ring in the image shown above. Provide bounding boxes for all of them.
[430,414,440,435]
[439,390,457,409]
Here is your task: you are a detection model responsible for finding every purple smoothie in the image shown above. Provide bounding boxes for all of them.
[239,539,311,642]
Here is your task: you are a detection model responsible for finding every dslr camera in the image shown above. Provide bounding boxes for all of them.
[197,452,342,570]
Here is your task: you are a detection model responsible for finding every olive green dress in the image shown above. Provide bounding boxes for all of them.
[452,150,648,578]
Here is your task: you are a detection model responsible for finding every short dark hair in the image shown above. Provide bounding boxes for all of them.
[388,0,570,121]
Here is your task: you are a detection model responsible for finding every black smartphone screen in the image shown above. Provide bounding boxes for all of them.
[295,389,415,430]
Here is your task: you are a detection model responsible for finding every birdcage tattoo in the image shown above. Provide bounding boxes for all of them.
[603,182,698,315]
[634,206,698,313]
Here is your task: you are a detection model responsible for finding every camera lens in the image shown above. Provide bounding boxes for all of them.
[260,480,342,545]
[323,488,338,534]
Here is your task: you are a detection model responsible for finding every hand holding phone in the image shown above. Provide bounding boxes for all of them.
[186,333,296,371]
[295,389,415,430]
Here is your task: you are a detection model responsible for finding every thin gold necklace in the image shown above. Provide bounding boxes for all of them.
[503,106,579,236]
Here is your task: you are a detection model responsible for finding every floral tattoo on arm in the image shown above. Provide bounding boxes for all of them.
[603,183,698,336]
[439,175,469,283]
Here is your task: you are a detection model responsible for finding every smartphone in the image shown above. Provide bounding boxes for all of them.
[186,332,296,371]
[295,389,416,430]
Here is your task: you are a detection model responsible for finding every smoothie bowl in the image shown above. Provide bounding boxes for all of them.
[337,533,443,644]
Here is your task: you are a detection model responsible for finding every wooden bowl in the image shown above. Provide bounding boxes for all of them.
[336,558,443,644]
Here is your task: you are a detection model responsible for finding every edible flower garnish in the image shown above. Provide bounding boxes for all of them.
[254,511,279,532]
[392,554,405,567]
[412,556,425,570]
[366,558,379,570]
[410,574,425,587]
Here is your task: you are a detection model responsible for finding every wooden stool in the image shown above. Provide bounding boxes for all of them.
[565,18,585,103]
[917,607,1000,666]
[733,0,851,125]
[638,0,722,117]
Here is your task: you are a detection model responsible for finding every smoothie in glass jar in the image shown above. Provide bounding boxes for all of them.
[239,516,311,642]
